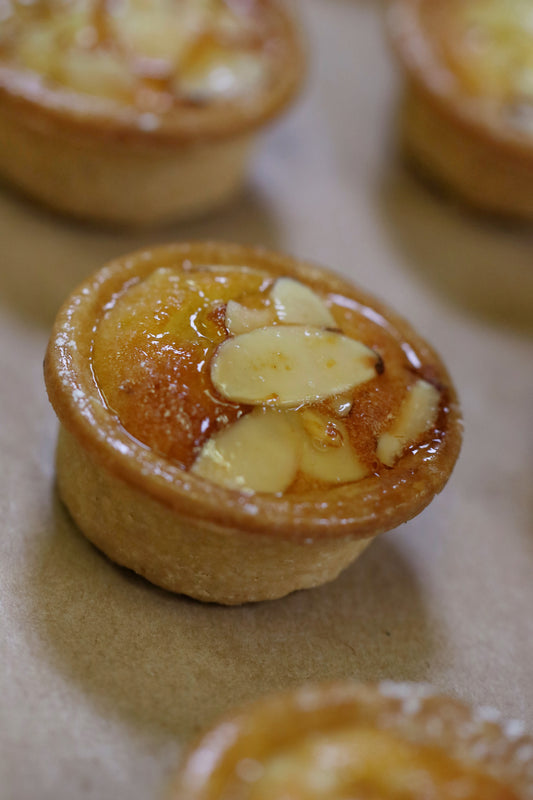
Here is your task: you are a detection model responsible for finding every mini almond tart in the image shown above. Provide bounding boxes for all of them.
[0,0,303,225]
[44,242,461,605]
[169,681,533,799]
[388,0,533,221]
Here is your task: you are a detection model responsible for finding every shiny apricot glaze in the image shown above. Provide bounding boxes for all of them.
[0,0,293,118]
[92,260,452,493]
[171,683,532,799]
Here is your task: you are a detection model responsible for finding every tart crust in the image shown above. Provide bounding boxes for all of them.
[388,0,533,220]
[0,1,304,225]
[169,681,533,799]
[44,242,462,604]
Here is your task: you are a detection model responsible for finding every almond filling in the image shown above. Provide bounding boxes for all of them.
[92,265,444,494]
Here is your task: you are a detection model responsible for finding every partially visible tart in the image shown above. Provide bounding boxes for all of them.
[388,0,533,220]
[44,242,461,604]
[169,682,533,799]
[0,0,303,224]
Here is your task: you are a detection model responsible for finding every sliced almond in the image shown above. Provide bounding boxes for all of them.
[191,409,299,494]
[211,326,378,407]
[114,5,207,65]
[300,408,342,447]
[377,379,441,467]
[271,278,336,328]
[298,412,369,484]
[225,300,275,335]
[180,49,267,98]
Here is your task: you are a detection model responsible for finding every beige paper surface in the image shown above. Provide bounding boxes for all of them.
[2,2,533,798]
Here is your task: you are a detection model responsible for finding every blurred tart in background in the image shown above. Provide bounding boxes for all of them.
[0,0,304,224]
[169,681,533,799]
[389,0,533,221]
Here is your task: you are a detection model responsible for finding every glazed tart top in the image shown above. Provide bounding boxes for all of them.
[93,263,447,495]
[170,682,533,799]
[44,243,461,539]
[0,0,303,140]
[390,0,533,149]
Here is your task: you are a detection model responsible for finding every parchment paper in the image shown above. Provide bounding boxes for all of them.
[2,2,533,798]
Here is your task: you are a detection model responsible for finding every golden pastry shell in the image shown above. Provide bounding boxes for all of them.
[44,241,462,543]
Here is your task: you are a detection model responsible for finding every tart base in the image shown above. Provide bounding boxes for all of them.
[56,426,372,605]
[45,242,461,605]
[0,105,252,225]
[400,83,533,222]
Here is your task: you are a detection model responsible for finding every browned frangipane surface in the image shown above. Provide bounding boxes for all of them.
[1,1,533,799]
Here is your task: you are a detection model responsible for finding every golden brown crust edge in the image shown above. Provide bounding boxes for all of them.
[388,0,533,221]
[44,241,463,546]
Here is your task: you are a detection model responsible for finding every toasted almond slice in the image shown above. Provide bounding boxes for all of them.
[114,5,206,65]
[191,409,299,493]
[211,326,378,407]
[61,49,134,100]
[300,408,342,447]
[377,379,441,467]
[225,300,275,335]
[271,277,336,327]
[299,412,369,484]
[180,48,268,99]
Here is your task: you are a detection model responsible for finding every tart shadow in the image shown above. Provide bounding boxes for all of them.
[0,180,280,330]
[378,156,533,337]
[26,491,438,741]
